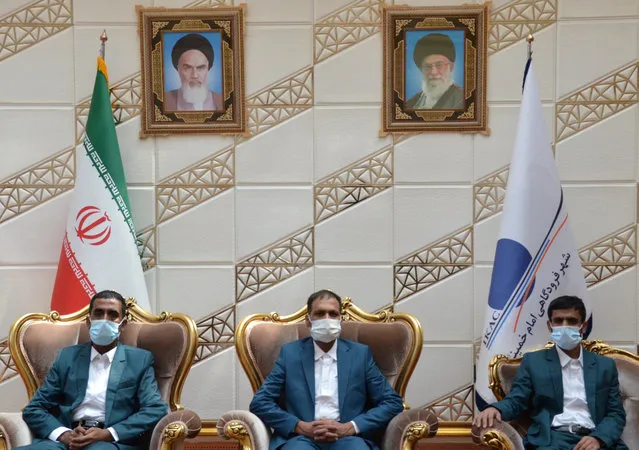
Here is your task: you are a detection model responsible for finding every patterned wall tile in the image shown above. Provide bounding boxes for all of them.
[156,146,234,223]
[315,146,392,223]
[474,166,509,224]
[0,148,74,224]
[556,61,638,143]
[314,0,381,64]
[136,226,157,271]
[423,383,474,422]
[236,227,314,302]
[0,339,17,383]
[394,227,473,302]
[489,0,557,56]
[580,224,636,288]
[194,304,235,362]
[184,0,233,6]
[0,0,72,63]
[241,67,313,140]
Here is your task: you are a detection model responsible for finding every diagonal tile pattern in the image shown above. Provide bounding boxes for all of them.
[556,61,639,143]
[194,304,235,362]
[0,0,73,63]
[236,227,314,302]
[394,227,474,302]
[580,224,637,288]
[314,146,393,223]
[0,340,17,383]
[488,0,557,56]
[136,226,157,271]
[156,146,235,223]
[0,148,75,224]
[241,67,313,140]
[474,166,509,224]
[314,0,382,64]
[423,383,474,422]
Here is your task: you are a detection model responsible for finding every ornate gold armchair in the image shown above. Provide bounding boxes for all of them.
[217,298,438,450]
[472,341,639,449]
[0,300,202,450]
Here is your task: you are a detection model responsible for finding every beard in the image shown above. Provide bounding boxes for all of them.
[422,72,453,104]
[181,81,209,110]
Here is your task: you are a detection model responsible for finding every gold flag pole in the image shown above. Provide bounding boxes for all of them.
[526,33,534,60]
[99,30,108,60]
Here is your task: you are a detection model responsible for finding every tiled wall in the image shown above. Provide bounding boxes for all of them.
[0,0,638,424]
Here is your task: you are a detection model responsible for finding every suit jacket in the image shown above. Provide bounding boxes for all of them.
[405,83,464,110]
[164,89,223,111]
[23,342,168,448]
[249,338,404,450]
[492,346,627,449]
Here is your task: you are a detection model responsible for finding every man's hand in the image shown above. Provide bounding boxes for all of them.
[293,421,314,439]
[312,419,354,442]
[69,427,113,450]
[57,431,76,448]
[472,407,502,428]
[574,436,601,450]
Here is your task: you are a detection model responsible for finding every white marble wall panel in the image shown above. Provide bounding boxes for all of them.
[128,187,156,232]
[314,0,353,20]
[236,110,314,184]
[556,20,638,98]
[0,1,32,17]
[0,107,74,180]
[0,193,70,264]
[117,118,155,184]
[558,0,639,19]
[182,349,236,418]
[244,0,313,23]
[557,106,637,182]
[314,266,393,312]
[474,216,502,264]
[156,266,235,319]
[395,134,474,184]
[315,190,393,263]
[158,191,235,263]
[0,377,28,412]
[473,265,493,341]
[73,0,148,24]
[588,269,637,343]
[396,269,474,342]
[155,136,234,182]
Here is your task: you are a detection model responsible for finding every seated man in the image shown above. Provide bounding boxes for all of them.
[474,295,627,450]
[16,290,168,450]
[249,289,404,450]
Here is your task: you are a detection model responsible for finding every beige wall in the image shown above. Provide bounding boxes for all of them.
[0,0,638,423]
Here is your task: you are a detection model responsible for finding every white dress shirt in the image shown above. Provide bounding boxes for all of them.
[48,347,119,442]
[551,347,596,429]
[312,341,359,433]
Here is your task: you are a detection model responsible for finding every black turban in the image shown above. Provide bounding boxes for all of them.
[171,33,214,69]
[413,33,456,68]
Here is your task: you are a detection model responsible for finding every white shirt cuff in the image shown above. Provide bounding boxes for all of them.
[108,427,119,442]
[350,420,359,434]
[48,426,71,442]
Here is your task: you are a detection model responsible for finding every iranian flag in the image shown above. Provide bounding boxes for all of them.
[51,57,150,314]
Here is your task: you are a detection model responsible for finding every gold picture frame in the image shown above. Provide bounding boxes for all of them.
[137,6,246,136]
[382,4,489,134]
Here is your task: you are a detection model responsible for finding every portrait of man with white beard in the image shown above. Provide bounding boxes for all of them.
[164,33,223,112]
[405,32,464,110]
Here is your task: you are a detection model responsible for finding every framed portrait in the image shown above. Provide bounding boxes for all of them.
[382,4,488,134]
[137,6,246,136]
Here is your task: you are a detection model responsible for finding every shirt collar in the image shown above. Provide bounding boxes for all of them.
[556,345,582,368]
[313,340,338,362]
[91,346,117,364]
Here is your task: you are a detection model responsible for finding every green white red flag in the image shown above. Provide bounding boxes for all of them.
[51,57,150,314]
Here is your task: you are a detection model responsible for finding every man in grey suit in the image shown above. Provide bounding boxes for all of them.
[405,33,464,110]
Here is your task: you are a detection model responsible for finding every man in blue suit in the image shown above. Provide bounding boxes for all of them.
[249,290,404,450]
[474,296,626,450]
[16,290,167,450]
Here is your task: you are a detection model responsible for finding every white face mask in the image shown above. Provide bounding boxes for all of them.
[309,317,341,343]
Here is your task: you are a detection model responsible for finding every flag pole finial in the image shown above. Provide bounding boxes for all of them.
[526,34,534,60]
[99,30,108,60]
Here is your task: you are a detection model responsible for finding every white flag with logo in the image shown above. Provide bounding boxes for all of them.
[475,61,590,405]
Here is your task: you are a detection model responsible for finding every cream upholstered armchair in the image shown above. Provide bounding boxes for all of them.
[0,300,202,450]
[472,341,639,450]
[217,298,438,449]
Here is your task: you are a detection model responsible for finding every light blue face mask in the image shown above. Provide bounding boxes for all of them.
[551,326,582,351]
[89,320,120,346]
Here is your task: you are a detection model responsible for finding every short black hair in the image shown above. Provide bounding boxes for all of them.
[547,295,586,323]
[89,290,127,317]
[307,289,342,314]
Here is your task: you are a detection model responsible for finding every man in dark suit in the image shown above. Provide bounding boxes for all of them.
[16,290,167,450]
[249,289,404,450]
[474,296,627,450]
[405,33,464,110]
